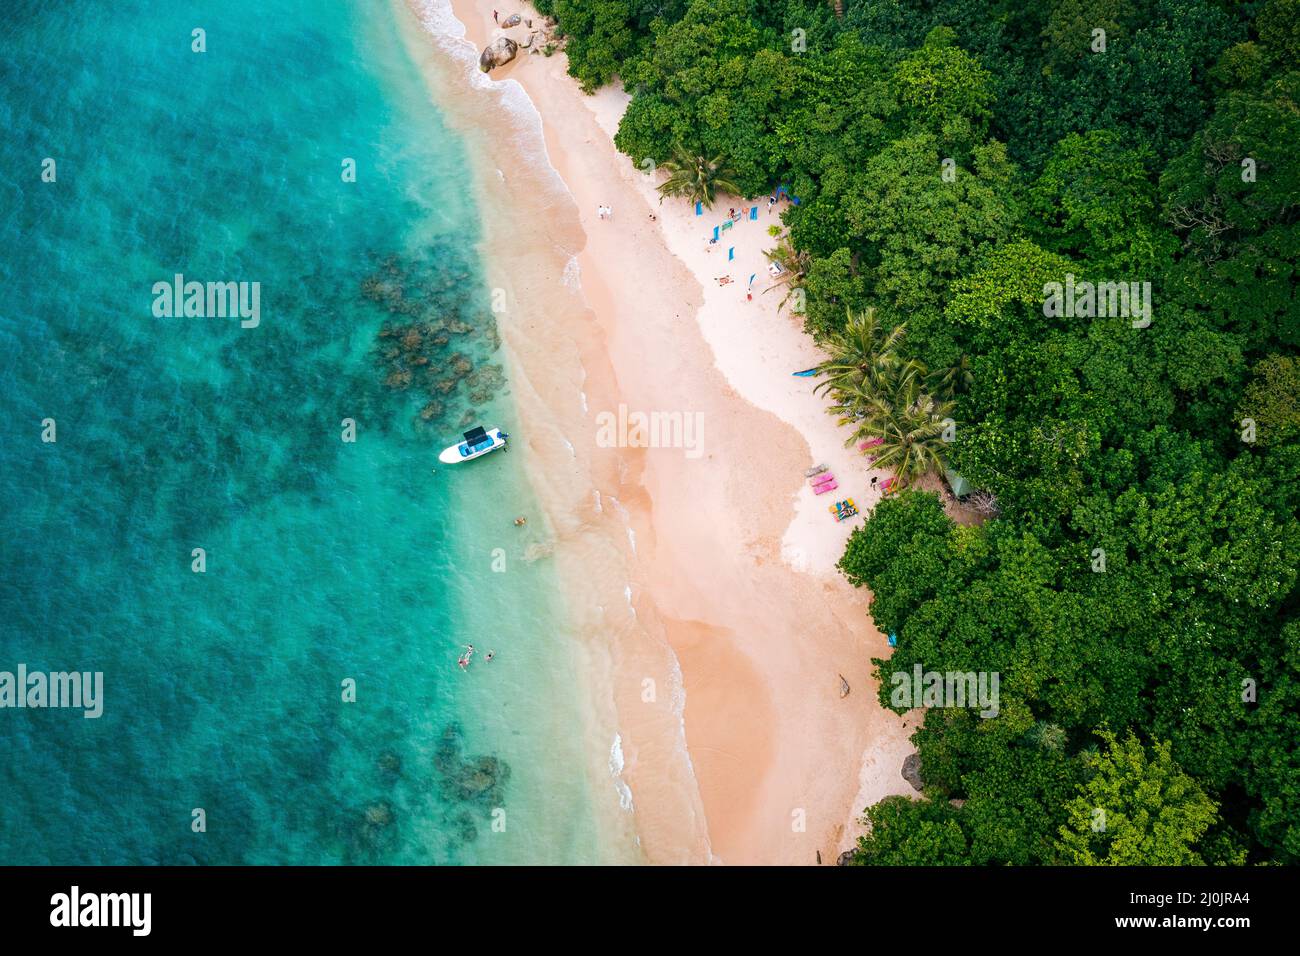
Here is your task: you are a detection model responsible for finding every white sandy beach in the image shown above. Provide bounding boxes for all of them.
[402,0,919,864]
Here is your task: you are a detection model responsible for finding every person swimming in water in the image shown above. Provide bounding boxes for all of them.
[485,651,496,662]
[458,644,474,669]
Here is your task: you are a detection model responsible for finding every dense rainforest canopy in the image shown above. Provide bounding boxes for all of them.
[537,0,1300,864]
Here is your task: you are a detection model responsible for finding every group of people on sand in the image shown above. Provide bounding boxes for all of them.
[596,204,613,220]
[458,644,495,670]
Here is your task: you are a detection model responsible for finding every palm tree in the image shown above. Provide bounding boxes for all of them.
[863,386,956,488]
[812,306,956,487]
[656,144,741,208]
[812,307,914,401]
[762,233,811,313]
[1027,721,1067,752]
[764,234,810,277]
[930,353,974,400]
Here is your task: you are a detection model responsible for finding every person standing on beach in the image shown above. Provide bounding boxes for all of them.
[493,10,499,23]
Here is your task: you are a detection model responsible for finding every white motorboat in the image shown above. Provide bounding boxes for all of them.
[438,426,508,464]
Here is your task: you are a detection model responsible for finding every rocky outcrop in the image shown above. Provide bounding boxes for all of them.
[434,723,512,807]
[902,752,924,791]
[836,849,857,866]
[501,13,522,28]
[478,37,518,73]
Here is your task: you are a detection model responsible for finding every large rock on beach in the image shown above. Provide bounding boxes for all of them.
[478,37,518,73]
[902,752,924,792]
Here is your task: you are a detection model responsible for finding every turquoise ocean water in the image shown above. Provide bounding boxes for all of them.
[0,0,635,864]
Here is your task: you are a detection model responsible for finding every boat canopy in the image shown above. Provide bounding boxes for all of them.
[463,426,488,445]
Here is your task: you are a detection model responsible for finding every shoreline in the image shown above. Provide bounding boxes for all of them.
[402,0,918,863]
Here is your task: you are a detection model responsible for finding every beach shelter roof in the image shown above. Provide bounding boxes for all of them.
[945,468,972,498]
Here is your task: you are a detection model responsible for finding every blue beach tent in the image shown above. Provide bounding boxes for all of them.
[775,184,803,206]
